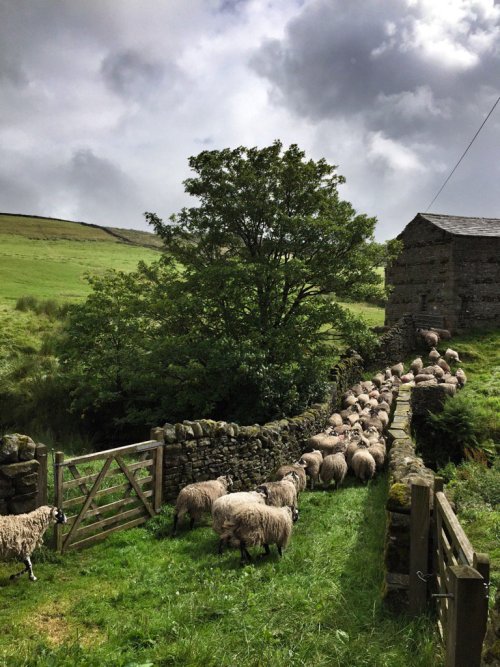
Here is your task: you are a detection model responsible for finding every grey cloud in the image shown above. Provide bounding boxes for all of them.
[101,49,166,100]
[64,149,143,227]
[251,0,500,140]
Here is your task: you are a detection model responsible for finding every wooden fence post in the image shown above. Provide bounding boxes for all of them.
[35,444,48,507]
[446,565,489,667]
[54,451,64,552]
[409,480,431,616]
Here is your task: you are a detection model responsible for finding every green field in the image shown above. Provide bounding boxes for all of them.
[0,475,440,667]
[0,214,160,306]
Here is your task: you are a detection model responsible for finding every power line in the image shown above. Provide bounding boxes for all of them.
[425,94,500,212]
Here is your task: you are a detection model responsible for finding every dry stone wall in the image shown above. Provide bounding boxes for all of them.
[384,384,435,609]
[369,314,418,369]
[155,352,364,502]
[0,434,47,515]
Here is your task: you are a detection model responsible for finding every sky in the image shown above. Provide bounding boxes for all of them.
[1,0,499,241]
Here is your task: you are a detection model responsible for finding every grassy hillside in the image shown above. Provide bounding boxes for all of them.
[0,214,161,306]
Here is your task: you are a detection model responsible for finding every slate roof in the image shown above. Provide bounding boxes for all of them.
[418,213,500,237]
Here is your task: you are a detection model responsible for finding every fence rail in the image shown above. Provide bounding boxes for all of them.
[54,439,164,552]
[409,478,490,667]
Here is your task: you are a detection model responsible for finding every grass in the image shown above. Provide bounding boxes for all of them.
[339,301,385,328]
[0,474,441,667]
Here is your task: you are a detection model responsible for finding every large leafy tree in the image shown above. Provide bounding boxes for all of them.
[61,142,398,432]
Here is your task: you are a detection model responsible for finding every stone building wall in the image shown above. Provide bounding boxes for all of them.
[0,434,47,515]
[386,217,454,329]
[452,235,500,331]
[155,353,364,502]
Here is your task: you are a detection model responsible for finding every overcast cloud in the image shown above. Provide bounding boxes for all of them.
[0,0,499,240]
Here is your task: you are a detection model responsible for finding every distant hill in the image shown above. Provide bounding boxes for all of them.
[0,212,164,250]
[0,213,162,305]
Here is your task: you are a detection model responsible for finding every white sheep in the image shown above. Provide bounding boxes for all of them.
[410,357,423,374]
[173,475,233,534]
[256,473,298,510]
[390,362,404,378]
[351,449,376,482]
[212,490,267,554]
[221,504,299,564]
[0,506,67,581]
[368,444,386,470]
[445,348,461,363]
[274,463,307,493]
[455,368,467,387]
[437,357,451,373]
[428,347,440,362]
[320,453,347,490]
[298,450,323,489]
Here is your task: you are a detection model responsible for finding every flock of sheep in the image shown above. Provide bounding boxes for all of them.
[170,369,400,565]
[1,328,466,577]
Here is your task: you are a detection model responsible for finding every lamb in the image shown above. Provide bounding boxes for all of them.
[221,504,299,564]
[320,453,348,490]
[445,347,461,363]
[299,450,323,489]
[212,490,267,553]
[173,475,233,535]
[0,506,67,581]
[257,473,298,510]
[274,464,307,493]
[351,449,376,482]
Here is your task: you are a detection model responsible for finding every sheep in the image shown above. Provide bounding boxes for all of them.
[320,453,348,490]
[391,362,404,378]
[414,373,437,384]
[372,372,385,388]
[400,371,414,384]
[351,449,376,482]
[308,433,339,454]
[445,347,461,363]
[368,444,386,470]
[173,475,233,535]
[343,394,357,408]
[212,490,267,553]
[298,450,323,489]
[274,464,307,493]
[429,347,440,362]
[0,506,67,581]
[455,368,467,387]
[437,357,451,373]
[419,329,439,348]
[327,413,343,427]
[221,504,299,564]
[257,473,298,510]
[410,357,423,374]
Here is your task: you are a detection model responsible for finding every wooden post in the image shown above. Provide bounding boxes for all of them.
[35,444,48,507]
[153,444,163,513]
[54,451,64,552]
[446,565,488,667]
[409,481,431,616]
[432,476,444,594]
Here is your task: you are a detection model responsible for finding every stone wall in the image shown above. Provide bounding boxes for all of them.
[383,385,435,609]
[386,216,454,329]
[155,403,330,502]
[0,434,48,515]
[452,235,500,332]
[368,314,418,369]
[154,352,364,502]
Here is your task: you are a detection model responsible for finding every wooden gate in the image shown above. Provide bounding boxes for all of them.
[54,440,163,552]
[409,478,490,667]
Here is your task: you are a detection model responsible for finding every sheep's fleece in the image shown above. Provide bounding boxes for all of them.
[0,506,64,562]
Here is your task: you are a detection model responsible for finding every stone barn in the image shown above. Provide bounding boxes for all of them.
[385,213,500,333]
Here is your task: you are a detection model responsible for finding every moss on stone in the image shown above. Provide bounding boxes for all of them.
[387,482,411,510]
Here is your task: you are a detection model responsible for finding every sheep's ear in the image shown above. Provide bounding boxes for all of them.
[256,485,268,498]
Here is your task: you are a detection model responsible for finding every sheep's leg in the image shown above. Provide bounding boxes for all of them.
[10,558,32,581]
[239,541,252,565]
[172,513,179,536]
[25,557,37,581]
[189,515,195,531]
[218,538,226,555]
[259,544,271,558]
[277,545,283,557]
